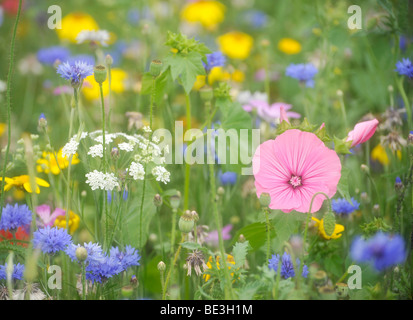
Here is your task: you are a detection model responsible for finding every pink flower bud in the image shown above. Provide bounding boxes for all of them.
[346,119,379,147]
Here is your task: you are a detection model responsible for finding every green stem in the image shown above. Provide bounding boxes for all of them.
[0,0,22,217]
[396,76,412,130]
[265,207,271,263]
[82,262,86,300]
[183,93,192,210]
[162,234,184,300]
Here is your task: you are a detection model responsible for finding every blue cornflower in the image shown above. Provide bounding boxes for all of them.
[219,171,237,186]
[86,255,123,283]
[395,58,413,78]
[65,242,105,265]
[350,232,406,272]
[0,204,32,231]
[331,197,360,215]
[0,263,25,280]
[33,226,72,254]
[37,46,70,66]
[285,63,318,88]
[57,60,94,85]
[268,252,308,279]
[110,245,141,271]
[204,51,226,71]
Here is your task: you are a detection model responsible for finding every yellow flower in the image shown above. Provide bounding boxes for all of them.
[53,211,80,234]
[82,69,128,101]
[208,67,230,85]
[312,217,344,240]
[56,12,99,43]
[0,123,6,137]
[36,148,80,175]
[193,75,206,91]
[231,69,245,83]
[204,254,236,282]
[278,38,302,55]
[217,32,253,60]
[181,0,226,30]
[371,144,401,166]
[1,175,50,194]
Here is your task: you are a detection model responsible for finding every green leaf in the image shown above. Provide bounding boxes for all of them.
[337,166,351,201]
[334,136,352,154]
[232,241,251,269]
[140,69,172,105]
[231,223,274,251]
[164,51,205,94]
[181,241,202,251]
[271,210,306,252]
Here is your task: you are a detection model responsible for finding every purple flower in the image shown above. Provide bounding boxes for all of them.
[286,63,318,87]
[33,226,72,254]
[243,10,267,28]
[0,263,25,280]
[219,171,237,185]
[204,51,226,71]
[37,46,70,65]
[86,255,123,283]
[65,242,105,265]
[110,245,141,271]
[268,252,308,279]
[0,204,32,231]
[205,224,232,247]
[66,54,96,66]
[395,58,413,78]
[350,232,406,272]
[57,60,94,85]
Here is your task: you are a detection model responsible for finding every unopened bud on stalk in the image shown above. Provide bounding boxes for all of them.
[191,210,199,223]
[336,89,343,97]
[111,147,119,159]
[199,86,213,102]
[259,192,271,207]
[81,190,87,197]
[38,113,47,129]
[105,54,113,67]
[238,234,246,243]
[75,247,88,262]
[360,164,369,173]
[150,59,163,77]
[130,275,138,287]
[335,283,349,299]
[408,131,413,144]
[217,186,225,196]
[179,210,195,234]
[388,85,394,93]
[373,204,380,214]
[313,270,328,287]
[94,65,107,84]
[153,194,163,207]
[157,261,166,272]
[395,177,403,191]
[170,192,181,210]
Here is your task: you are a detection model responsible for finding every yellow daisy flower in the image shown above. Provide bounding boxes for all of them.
[193,75,206,91]
[217,32,254,60]
[82,69,128,101]
[56,12,99,43]
[278,38,302,55]
[1,175,50,194]
[53,211,80,234]
[371,144,401,166]
[36,148,80,175]
[181,0,226,30]
[312,217,344,240]
[208,67,230,85]
[204,254,236,282]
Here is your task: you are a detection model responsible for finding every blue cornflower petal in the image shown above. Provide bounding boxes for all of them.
[286,63,318,87]
[331,197,360,215]
[33,226,72,254]
[0,204,32,231]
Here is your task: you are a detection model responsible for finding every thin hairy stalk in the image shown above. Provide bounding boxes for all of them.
[162,234,184,300]
[183,93,192,209]
[0,0,22,217]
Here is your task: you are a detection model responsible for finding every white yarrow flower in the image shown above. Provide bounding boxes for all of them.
[76,30,110,46]
[118,142,134,152]
[88,144,103,158]
[152,166,170,184]
[129,162,145,180]
[85,170,119,191]
[62,139,79,159]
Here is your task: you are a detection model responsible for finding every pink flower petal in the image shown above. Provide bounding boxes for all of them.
[346,119,379,147]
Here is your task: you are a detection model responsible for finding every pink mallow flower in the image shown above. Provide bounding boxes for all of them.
[253,129,341,213]
[36,204,65,227]
[243,100,301,123]
[346,119,379,147]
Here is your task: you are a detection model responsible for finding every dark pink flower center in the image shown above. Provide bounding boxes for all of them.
[289,175,302,188]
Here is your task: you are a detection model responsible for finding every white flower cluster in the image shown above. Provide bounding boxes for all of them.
[85,170,120,191]
[236,90,268,105]
[62,139,79,159]
[76,30,110,46]
[128,162,145,180]
[118,142,134,152]
[152,166,170,184]
[87,144,103,158]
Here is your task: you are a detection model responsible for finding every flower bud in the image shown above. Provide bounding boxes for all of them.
[153,194,163,207]
[238,234,246,243]
[360,164,369,173]
[191,210,199,223]
[130,275,138,287]
[75,246,88,262]
[94,65,107,84]
[170,192,181,210]
[395,176,403,191]
[336,89,343,97]
[373,204,380,214]
[409,131,413,144]
[259,192,271,207]
[313,270,328,287]
[335,283,349,299]
[217,186,225,196]
[157,261,166,272]
[111,147,119,159]
[179,210,195,234]
[105,54,113,67]
[199,86,213,102]
[38,113,47,129]
[150,59,163,77]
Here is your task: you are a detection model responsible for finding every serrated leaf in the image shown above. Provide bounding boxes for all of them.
[140,69,171,105]
[164,51,205,94]
[232,241,251,269]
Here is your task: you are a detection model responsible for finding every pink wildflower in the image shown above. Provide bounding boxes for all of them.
[35,204,65,227]
[346,119,379,147]
[253,129,341,213]
[243,100,301,123]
